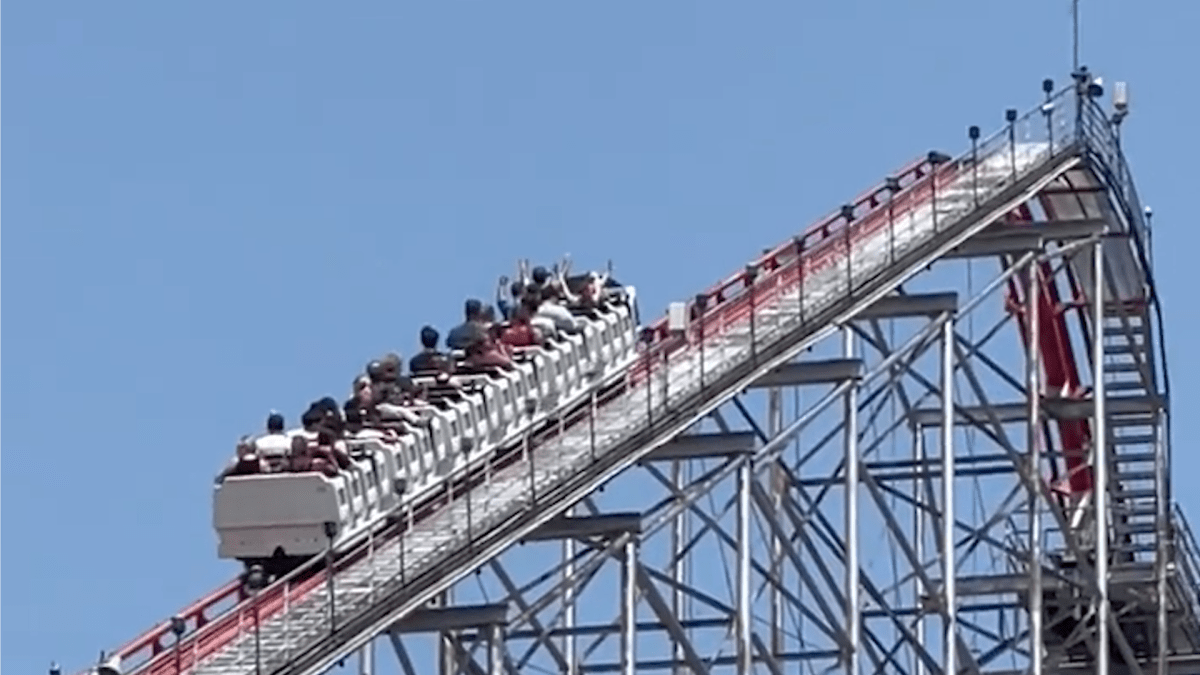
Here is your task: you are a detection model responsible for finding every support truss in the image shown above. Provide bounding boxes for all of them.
[335,205,1196,675]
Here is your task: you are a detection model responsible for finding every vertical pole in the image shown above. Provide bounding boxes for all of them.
[941,317,958,675]
[564,505,578,675]
[769,388,784,658]
[797,237,806,324]
[1155,408,1169,675]
[885,179,900,264]
[283,581,292,660]
[488,624,504,675]
[439,591,455,675]
[526,432,537,503]
[324,523,338,635]
[1007,109,1019,183]
[170,616,185,675]
[737,455,753,675]
[968,127,980,208]
[358,642,375,675]
[697,295,707,389]
[844,326,860,675]
[912,428,926,675]
[1093,238,1110,675]
[671,460,685,675]
[253,588,262,675]
[621,538,638,675]
[1072,0,1080,73]
[794,387,806,648]
[747,265,759,364]
[1028,263,1045,675]
[930,157,941,234]
[683,460,693,649]
[1043,80,1056,153]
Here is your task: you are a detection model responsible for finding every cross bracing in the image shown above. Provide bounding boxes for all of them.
[77,77,1200,675]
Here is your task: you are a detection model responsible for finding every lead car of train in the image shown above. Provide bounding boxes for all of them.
[212,263,642,580]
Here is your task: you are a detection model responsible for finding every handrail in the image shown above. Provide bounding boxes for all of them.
[1075,91,1175,507]
[634,85,1076,367]
[108,147,970,675]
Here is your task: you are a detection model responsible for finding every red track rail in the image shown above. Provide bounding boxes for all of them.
[1005,205,1093,494]
[94,150,970,675]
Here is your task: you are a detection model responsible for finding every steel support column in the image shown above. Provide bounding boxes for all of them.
[438,591,454,675]
[737,454,754,675]
[562,504,577,675]
[357,643,374,675]
[1028,261,1044,675]
[941,316,958,675]
[769,387,784,660]
[844,325,861,675]
[488,624,503,675]
[1156,406,1170,675]
[621,537,638,675]
[671,458,688,675]
[913,425,927,675]
[1093,238,1110,675]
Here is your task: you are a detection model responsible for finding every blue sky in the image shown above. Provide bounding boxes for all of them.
[4,1,1199,673]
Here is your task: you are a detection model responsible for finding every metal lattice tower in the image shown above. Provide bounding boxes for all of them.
[77,75,1200,675]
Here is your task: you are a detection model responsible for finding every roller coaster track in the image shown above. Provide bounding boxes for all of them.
[78,81,1200,675]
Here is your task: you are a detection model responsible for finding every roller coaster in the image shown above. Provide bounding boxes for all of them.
[69,70,1200,675]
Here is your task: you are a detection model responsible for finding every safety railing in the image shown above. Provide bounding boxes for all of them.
[640,84,1078,366]
[1076,92,1148,251]
[1075,86,1175,516]
[104,83,1092,675]
[1173,505,1200,625]
[209,86,1081,675]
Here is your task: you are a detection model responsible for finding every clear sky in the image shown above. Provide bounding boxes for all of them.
[4,1,1199,673]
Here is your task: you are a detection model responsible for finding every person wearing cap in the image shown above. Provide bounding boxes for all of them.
[252,411,291,465]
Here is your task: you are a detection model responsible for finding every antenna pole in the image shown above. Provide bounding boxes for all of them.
[1072,0,1080,72]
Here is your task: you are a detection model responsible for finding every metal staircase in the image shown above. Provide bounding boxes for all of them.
[1101,309,1162,563]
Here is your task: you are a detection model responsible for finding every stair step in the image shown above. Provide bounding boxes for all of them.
[1112,449,1156,461]
[1121,505,1159,519]
[1106,380,1147,393]
[1103,325,1146,339]
[1109,417,1156,430]
[1112,431,1156,444]
[1102,312,1145,325]
[1114,488,1158,500]
[1105,343,1147,356]
[1116,522,1158,536]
